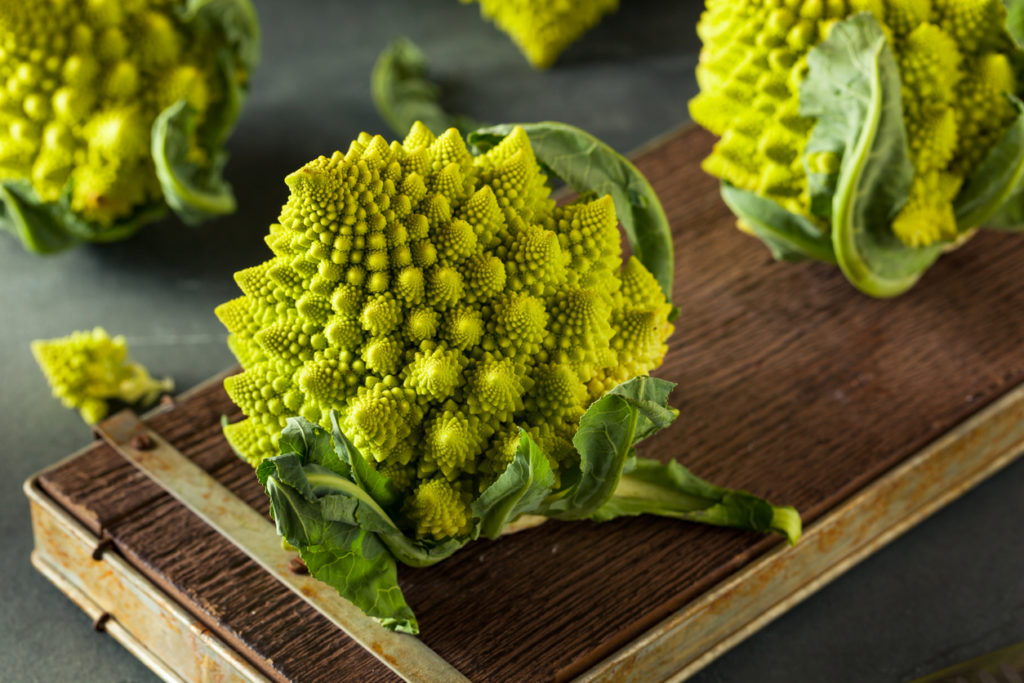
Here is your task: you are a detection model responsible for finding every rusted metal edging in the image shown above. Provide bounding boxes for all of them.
[25,474,266,682]
[30,549,187,683]
[577,382,1024,682]
[93,410,468,683]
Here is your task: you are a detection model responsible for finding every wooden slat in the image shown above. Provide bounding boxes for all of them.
[38,125,1024,681]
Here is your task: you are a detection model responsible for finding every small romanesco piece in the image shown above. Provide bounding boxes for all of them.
[690,0,1020,249]
[0,0,258,252]
[460,0,619,69]
[32,327,173,424]
[217,122,674,540]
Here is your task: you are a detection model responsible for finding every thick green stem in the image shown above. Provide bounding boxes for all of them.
[592,458,802,545]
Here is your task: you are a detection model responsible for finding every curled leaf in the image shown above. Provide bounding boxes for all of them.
[152,101,237,225]
[801,13,939,297]
[720,182,835,264]
[372,37,480,137]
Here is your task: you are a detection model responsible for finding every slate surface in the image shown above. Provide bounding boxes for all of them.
[3,1,1023,681]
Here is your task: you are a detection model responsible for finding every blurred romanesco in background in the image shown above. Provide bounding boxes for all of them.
[0,0,259,253]
[460,0,619,69]
[689,0,1024,296]
[217,121,674,539]
[32,327,173,424]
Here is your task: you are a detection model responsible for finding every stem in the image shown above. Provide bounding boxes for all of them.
[593,458,802,545]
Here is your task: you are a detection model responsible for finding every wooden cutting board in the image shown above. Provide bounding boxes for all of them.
[26,125,1024,682]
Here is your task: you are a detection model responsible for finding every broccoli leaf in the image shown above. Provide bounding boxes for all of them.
[262,460,417,633]
[965,95,1024,231]
[468,122,675,308]
[278,416,349,479]
[372,38,480,137]
[329,412,401,511]
[543,376,677,520]
[152,101,237,225]
[591,458,802,545]
[0,179,165,254]
[1006,0,1024,48]
[258,426,419,634]
[955,95,1024,230]
[182,0,259,149]
[183,0,261,75]
[801,13,941,297]
[472,430,556,539]
[719,182,836,264]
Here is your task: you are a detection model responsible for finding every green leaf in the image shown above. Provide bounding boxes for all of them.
[472,430,556,539]
[298,527,418,634]
[278,416,350,478]
[371,37,480,137]
[0,181,80,253]
[263,463,326,545]
[258,451,418,633]
[969,99,1024,231]
[592,458,802,545]
[545,376,677,520]
[183,0,261,74]
[469,122,675,307]
[329,411,400,511]
[607,376,678,446]
[1005,0,1024,48]
[0,179,165,254]
[955,95,1024,230]
[262,453,317,501]
[719,182,836,264]
[151,100,237,225]
[801,13,940,297]
[181,0,259,155]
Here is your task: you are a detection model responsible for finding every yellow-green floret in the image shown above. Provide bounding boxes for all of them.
[460,0,619,69]
[0,0,251,227]
[217,123,674,540]
[31,327,173,424]
[690,0,1019,248]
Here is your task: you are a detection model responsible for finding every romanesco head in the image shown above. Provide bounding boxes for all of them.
[31,327,173,424]
[217,123,674,540]
[461,0,619,69]
[0,0,258,251]
[690,0,1020,249]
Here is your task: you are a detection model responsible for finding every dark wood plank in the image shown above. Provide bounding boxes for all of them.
[38,125,1024,682]
[38,381,245,535]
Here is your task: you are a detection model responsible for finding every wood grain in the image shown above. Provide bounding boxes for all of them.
[38,126,1024,682]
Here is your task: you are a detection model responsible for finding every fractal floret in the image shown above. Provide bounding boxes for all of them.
[690,0,1024,296]
[0,0,259,253]
[460,0,619,69]
[32,327,173,424]
[217,122,674,540]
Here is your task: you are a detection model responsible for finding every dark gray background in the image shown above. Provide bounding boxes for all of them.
[2,1,1021,681]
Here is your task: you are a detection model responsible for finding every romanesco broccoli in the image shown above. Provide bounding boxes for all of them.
[460,0,619,69]
[0,0,259,253]
[690,0,1024,296]
[32,327,173,424]
[227,121,800,634]
[218,122,674,539]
